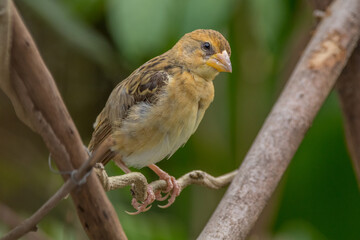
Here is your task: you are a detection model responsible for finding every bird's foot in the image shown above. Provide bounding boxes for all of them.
[157,175,180,208]
[126,185,155,215]
[148,164,181,208]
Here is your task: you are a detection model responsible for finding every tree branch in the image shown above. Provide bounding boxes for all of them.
[198,0,360,239]
[0,1,127,239]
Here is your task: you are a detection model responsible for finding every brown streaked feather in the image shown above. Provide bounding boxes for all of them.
[88,114,115,165]
[88,57,170,165]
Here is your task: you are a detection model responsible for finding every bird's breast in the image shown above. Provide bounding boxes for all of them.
[113,73,214,168]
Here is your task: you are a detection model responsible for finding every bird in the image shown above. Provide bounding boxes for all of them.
[88,29,232,214]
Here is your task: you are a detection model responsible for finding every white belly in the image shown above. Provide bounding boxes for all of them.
[119,102,199,168]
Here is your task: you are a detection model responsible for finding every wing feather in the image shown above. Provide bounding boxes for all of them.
[88,57,170,165]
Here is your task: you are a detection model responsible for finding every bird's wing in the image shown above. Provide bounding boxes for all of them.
[88,65,170,165]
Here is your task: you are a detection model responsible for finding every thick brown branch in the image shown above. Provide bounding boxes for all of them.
[0,1,127,239]
[198,0,360,239]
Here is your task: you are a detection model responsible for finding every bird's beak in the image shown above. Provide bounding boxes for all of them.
[206,50,232,73]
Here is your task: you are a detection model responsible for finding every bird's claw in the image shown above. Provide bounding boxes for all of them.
[127,171,181,214]
[126,185,155,215]
[157,176,180,208]
[155,190,170,201]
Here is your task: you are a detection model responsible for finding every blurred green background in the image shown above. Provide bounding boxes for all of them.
[1,0,360,239]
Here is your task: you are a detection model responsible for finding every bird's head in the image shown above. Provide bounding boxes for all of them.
[172,29,232,80]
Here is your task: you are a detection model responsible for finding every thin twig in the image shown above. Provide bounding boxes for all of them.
[0,203,49,240]
[0,138,115,240]
[150,170,237,193]
[95,166,237,203]
[198,0,360,239]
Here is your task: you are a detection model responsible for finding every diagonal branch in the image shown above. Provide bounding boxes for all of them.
[198,0,360,239]
[0,203,50,240]
[0,1,127,239]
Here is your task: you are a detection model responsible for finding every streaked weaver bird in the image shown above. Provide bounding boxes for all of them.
[89,29,232,214]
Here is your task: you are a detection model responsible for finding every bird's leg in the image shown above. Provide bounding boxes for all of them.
[114,155,131,173]
[148,164,180,208]
[94,163,155,214]
[114,156,157,214]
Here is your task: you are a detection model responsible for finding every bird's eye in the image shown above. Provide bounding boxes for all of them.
[201,42,211,52]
